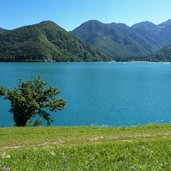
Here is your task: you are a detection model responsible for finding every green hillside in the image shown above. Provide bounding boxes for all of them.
[132,21,168,52]
[2,19,171,62]
[71,20,150,58]
[71,20,171,60]
[0,21,106,62]
[0,28,7,34]
[150,44,171,61]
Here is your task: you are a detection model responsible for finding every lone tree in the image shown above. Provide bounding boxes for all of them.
[0,76,66,126]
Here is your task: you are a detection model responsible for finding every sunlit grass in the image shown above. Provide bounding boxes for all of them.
[0,124,171,170]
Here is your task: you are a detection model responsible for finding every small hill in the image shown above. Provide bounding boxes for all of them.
[0,21,106,62]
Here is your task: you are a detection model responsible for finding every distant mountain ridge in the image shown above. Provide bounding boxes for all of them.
[71,20,149,58]
[0,21,106,62]
[71,19,171,60]
[1,19,171,62]
[0,28,8,34]
[131,21,168,51]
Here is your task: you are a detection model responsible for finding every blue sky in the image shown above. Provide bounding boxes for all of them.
[1,0,171,31]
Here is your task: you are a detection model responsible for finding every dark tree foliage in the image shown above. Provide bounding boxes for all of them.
[0,76,66,126]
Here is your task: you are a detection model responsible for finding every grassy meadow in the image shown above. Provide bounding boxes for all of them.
[0,124,171,170]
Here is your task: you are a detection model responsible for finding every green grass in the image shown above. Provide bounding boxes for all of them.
[1,124,171,170]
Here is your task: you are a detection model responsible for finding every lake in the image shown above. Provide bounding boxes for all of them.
[1,62,171,126]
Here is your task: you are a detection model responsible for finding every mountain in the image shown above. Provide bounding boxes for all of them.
[1,19,171,62]
[149,19,171,60]
[159,19,171,28]
[0,21,106,62]
[0,28,8,34]
[71,20,150,58]
[71,19,171,59]
[132,21,168,52]
[150,44,171,61]
[158,19,171,43]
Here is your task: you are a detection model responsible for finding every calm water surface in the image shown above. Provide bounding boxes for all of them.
[1,62,171,126]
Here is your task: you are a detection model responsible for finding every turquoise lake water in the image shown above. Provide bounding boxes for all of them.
[1,62,171,126]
